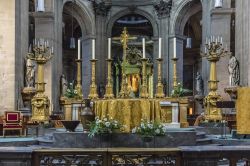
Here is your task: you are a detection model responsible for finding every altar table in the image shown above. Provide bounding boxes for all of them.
[94,99,172,132]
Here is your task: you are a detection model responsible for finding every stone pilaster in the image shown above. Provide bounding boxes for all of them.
[0,0,16,113]
[236,0,250,86]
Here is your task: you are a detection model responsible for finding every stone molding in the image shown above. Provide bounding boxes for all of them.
[93,1,111,16]
[154,0,172,19]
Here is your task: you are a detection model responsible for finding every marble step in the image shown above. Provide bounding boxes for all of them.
[196,132,206,139]
[196,138,212,145]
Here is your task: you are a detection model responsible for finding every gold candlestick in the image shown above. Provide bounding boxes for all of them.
[172,57,179,89]
[88,59,98,99]
[104,59,114,99]
[119,62,129,98]
[27,39,53,122]
[140,58,149,98]
[155,58,165,98]
[75,59,83,99]
[202,38,229,121]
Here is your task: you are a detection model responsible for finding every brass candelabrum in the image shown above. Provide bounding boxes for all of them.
[172,57,179,89]
[155,58,165,98]
[202,37,229,121]
[119,62,129,98]
[75,59,83,99]
[27,38,53,122]
[88,59,98,99]
[140,58,149,98]
[104,59,114,99]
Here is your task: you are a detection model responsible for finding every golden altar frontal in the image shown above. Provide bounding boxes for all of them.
[94,98,189,132]
[236,87,250,134]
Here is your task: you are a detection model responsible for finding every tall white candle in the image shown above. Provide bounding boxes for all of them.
[142,38,145,58]
[173,37,176,58]
[159,38,162,58]
[108,38,111,59]
[78,39,80,59]
[92,39,95,59]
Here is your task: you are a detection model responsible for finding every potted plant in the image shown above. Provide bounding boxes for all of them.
[64,82,78,98]
[88,115,124,139]
[132,119,166,142]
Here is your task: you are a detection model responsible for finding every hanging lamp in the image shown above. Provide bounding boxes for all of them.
[69,1,75,49]
[186,2,192,49]
[37,0,45,12]
[214,0,223,8]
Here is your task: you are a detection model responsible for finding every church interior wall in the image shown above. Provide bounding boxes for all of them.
[0,0,241,115]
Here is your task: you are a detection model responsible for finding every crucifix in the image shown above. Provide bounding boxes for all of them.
[113,27,137,60]
[112,27,137,98]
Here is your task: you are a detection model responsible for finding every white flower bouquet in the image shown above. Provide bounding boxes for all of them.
[88,115,124,138]
[132,119,166,137]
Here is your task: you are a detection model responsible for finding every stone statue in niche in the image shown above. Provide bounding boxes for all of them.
[25,58,35,87]
[228,54,240,86]
[60,74,68,96]
[195,72,204,96]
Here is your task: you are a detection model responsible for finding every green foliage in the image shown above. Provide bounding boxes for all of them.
[64,82,78,98]
[132,119,166,137]
[88,116,125,138]
[171,82,192,97]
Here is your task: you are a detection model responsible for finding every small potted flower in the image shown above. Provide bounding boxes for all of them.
[88,116,124,139]
[64,82,78,98]
[132,119,166,142]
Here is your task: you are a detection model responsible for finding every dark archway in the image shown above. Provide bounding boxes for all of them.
[111,14,154,97]
[62,2,82,87]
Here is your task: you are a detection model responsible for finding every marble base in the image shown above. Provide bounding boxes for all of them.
[164,123,181,128]
[53,129,196,148]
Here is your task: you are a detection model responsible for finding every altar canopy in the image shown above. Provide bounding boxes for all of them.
[236,87,250,134]
[94,99,172,132]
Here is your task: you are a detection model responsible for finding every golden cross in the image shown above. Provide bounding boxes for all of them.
[113,27,137,59]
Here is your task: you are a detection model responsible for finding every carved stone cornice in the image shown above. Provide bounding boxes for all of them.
[93,1,111,16]
[154,0,172,19]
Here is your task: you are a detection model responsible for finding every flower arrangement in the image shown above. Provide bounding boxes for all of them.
[132,119,166,137]
[171,82,192,97]
[88,116,124,138]
[64,82,78,98]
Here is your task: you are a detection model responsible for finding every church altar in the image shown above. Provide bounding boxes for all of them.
[94,97,190,132]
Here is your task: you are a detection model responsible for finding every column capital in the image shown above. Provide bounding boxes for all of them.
[154,0,172,19]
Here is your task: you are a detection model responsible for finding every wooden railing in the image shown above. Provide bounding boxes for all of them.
[1,147,249,166]
[32,148,181,166]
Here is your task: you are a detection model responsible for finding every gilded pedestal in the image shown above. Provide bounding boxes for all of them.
[27,41,52,122]
[104,59,114,99]
[75,59,83,99]
[88,59,98,99]
[202,39,228,121]
[155,58,165,98]
[140,58,149,98]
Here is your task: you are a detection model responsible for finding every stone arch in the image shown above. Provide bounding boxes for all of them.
[62,0,95,36]
[171,0,202,35]
[107,8,159,37]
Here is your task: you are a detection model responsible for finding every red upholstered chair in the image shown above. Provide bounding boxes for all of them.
[3,111,23,137]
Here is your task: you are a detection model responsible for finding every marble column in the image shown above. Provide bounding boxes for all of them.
[158,18,170,96]
[95,15,108,92]
[82,36,93,98]
[0,0,16,113]
[236,0,250,86]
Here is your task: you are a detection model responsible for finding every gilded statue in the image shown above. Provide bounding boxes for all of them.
[25,58,35,87]
[228,54,240,86]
